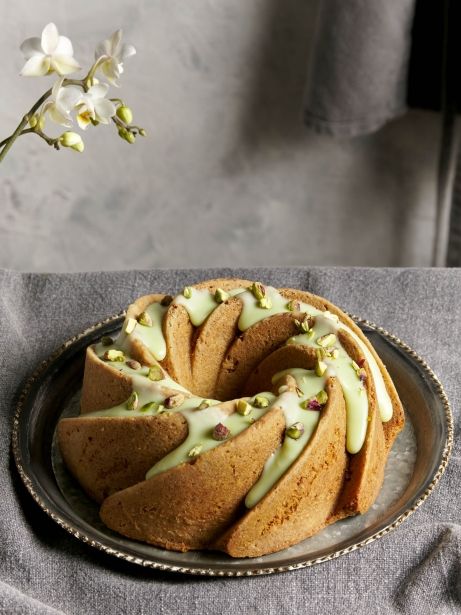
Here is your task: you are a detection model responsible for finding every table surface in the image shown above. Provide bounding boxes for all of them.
[1,267,459,615]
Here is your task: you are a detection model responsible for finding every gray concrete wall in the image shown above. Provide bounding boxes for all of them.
[0,0,439,271]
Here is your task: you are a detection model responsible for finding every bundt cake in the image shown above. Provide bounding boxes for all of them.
[57,278,405,557]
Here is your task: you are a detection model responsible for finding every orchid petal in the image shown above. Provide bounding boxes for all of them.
[49,106,72,127]
[51,76,65,98]
[109,29,122,55]
[54,35,73,57]
[120,43,136,60]
[51,55,81,75]
[41,23,59,55]
[76,113,92,130]
[20,37,42,59]
[20,54,50,76]
[101,61,120,86]
[57,86,82,112]
[88,83,109,99]
[95,39,110,60]
[94,98,115,122]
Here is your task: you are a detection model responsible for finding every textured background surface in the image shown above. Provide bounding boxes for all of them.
[1,267,459,614]
[0,0,440,271]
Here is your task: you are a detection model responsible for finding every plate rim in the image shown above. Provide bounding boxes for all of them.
[11,312,454,577]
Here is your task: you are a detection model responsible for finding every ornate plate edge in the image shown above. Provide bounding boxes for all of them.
[11,312,454,577]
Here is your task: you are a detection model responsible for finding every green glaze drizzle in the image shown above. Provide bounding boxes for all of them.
[286,313,368,454]
[237,286,290,331]
[174,288,219,327]
[145,396,274,480]
[245,371,324,508]
[128,302,168,361]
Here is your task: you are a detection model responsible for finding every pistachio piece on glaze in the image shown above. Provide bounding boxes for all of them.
[286,299,301,312]
[103,349,125,362]
[214,288,230,304]
[212,423,230,441]
[147,365,164,381]
[252,395,269,409]
[183,286,193,299]
[188,444,203,457]
[140,401,160,413]
[197,399,212,410]
[164,393,185,409]
[249,282,266,300]
[286,422,304,440]
[125,318,137,335]
[316,390,329,405]
[137,311,153,327]
[236,400,252,416]
[257,296,272,309]
[317,333,337,348]
[126,359,141,370]
[100,335,114,346]
[126,391,139,411]
[315,359,328,377]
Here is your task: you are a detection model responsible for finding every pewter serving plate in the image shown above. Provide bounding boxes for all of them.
[12,314,453,576]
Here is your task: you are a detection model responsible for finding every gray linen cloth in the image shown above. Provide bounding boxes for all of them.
[0,267,459,615]
[304,0,417,136]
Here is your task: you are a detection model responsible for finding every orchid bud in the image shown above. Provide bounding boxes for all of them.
[116,105,133,124]
[118,127,135,144]
[59,131,84,152]
[28,115,38,128]
[139,128,146,137]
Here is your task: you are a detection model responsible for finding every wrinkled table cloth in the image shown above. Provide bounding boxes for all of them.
[0,267,459,615]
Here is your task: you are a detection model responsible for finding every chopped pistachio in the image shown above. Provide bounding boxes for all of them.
[147,365,164,381]
[126,391,139,411]
[124,318,137,335]
[156,404,167,414]
[214,288,230,304]
[286,299,301,312]
[315,359,328,377]
[295,386,303,398]
[286,422,304,440]
[100,335,114,347]
[329,348,340,359]
[126,359,141,370]
[212,422,230,441]
[183,286,193,299]
[140,401,161,413]
[249,282,266,300]
[316,390,329,405]
[188,444,203,457]
[258,296,272,309]
[160,295,174,306]
[351,360,361,373]
[252,395,269,409]
[316,348,326,360]
[164,393,185,409]
[197,399,212,411]
[137,311,153,327]
[316,333,337,348]
[357,358,366,368]
[295,315,313,334]
[103,349,125,362]
[237,399,252,416]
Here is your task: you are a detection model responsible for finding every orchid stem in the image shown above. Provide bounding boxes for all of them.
[0,87,54,163]
[0,78,88,163]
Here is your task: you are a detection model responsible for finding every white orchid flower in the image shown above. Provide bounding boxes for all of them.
[75,84,116,129]
[20,23,81,77]
[94,29,136,86]
[41,77,82,127]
